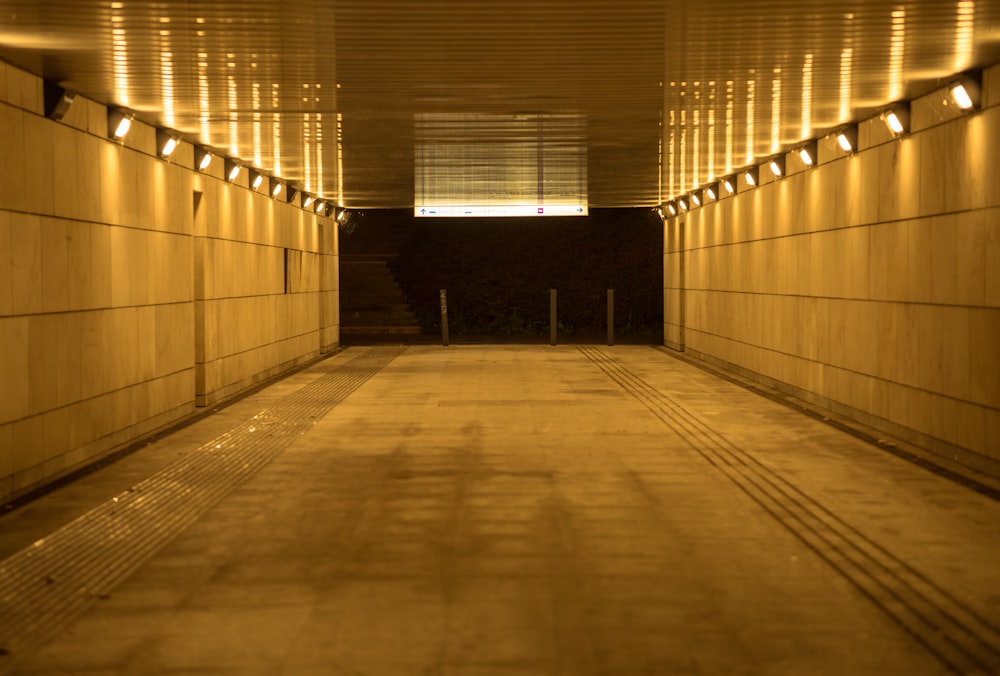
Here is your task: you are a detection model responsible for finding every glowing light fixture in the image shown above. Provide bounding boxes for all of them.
[302,194,314,209]
[691,191,702,207]
[949,73,980,110]
[723,177,735,195]
[769,156,785,178]
[269,177,282,197]
[882,103,909,136]
[678,197,688,212]
[314,199,325,214]
[743,166,759,187]
[249,169,264,191]
[107,108,133,140]
[336,208,349,223]
[798,141,817,167]
[196,148,213,171]
[325,203,337,218]
[156,129,179,158]
[836,125,858,153]
[666,202,677,217]
[224,159,241,182]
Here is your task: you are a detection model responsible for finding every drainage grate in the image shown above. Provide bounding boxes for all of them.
[578,345,1000,676]
[0,345,406,671]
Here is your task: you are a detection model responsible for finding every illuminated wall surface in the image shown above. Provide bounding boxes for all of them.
[664,63,1000,476]
[414,113,588,217]
[0,63,339,500]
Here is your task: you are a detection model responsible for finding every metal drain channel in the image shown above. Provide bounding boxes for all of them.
[0,346,406,670]
[577,345,1000,676]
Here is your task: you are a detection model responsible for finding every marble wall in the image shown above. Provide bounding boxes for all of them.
[665,63,1000,476]
[0,63,339,500]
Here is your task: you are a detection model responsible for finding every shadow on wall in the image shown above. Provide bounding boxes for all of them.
[342,209,663,340]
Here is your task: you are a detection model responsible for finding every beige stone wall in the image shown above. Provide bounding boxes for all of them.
[0,63,339,499]
[665,63,1000,476]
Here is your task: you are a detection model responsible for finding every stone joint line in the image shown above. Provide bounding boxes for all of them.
[0,346,407,673]
[576,345,1000,676]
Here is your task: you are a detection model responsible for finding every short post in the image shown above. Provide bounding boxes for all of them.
[607,289,614,346]
[439,289,449,347]
[549,288,557,346]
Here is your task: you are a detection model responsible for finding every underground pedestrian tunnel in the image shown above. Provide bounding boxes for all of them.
[0,1,998,673]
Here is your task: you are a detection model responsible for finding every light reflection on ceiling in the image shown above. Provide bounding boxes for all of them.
[0,1,997,208]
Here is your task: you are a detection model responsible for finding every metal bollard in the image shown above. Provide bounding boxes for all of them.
[549,289,557,346]
[440,289,449,347]
[607,289,614,346]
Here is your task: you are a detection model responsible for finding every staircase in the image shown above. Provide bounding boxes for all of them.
[340,255,422,339]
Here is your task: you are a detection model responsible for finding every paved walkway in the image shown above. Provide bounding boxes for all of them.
[1,345,998,675]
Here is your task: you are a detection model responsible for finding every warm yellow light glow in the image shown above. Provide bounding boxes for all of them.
[885,111,904,134]
[227,163,240,181]
[955,1,975,71]
[769,159,782,177]
[706,186,716,200]
[113,116,131,139]
[199,152,212,170]
[691,192,701,207]
[745,170,756,187]
[837,132,853,152]
[271,181,282,196]
[889,10,906,101]
[251,173,263,190]
[950,83,974,109]
[667,203,677,216]
[160,137,177,157]
[723,178,735,194]
[678,198,688,211]
[801,53,813,138]
[303,195,314,208]
[799,147,814,165]
[770,70,782,153]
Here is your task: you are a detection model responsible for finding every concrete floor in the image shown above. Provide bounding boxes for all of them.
[1,345,998,675]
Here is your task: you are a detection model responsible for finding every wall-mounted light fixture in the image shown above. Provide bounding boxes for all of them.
[678,197,689,212]
[836,124,858,153]
[325,203,337,218]
[949,71,981,110]
[768,156,785,178]
[666,201,678,217]
[743,166,759,188]
[268,177,282,197]
[882,102,910,136]
[797,141,817,167]
[156,129,179,158]
[722,177,736,195]
[224,159,241,182]
[302,194,314,209]
[336,207,349,223]
[107,108,134,140]
[195,147,213,171]
[286,186,299,203]
[704,183,719,201]
[248,169,264,191]
[43,81,76,120]
[690,190,702,208]
[314,199,325,214]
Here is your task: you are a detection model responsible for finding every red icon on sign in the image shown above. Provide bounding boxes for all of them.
[538,207,544,214]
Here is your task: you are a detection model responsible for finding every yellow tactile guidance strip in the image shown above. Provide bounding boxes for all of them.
[0,346,406,673]
[577,345,1000,676]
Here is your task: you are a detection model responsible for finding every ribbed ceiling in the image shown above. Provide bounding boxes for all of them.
[1,1,997,209]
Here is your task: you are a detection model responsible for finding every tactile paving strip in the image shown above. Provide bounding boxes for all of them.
[578,345,1000,675]
[0,345,406,672]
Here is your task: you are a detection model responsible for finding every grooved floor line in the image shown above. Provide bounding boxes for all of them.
[577,345,1000,676]
[0,346,406,673]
